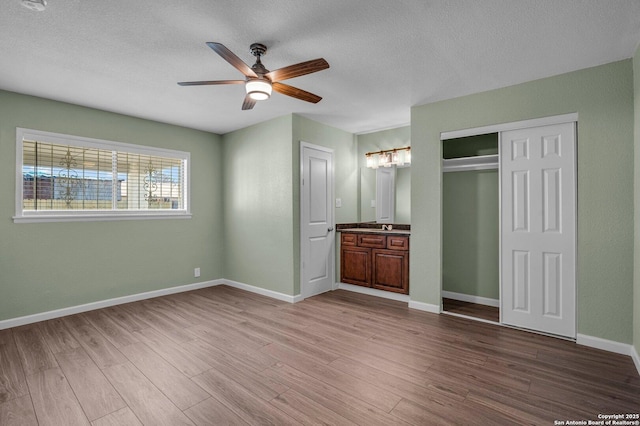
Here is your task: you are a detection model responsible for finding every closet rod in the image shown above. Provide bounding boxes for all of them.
[442,154,499,173]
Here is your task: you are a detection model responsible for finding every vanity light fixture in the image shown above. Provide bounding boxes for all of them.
[365,146,411,169]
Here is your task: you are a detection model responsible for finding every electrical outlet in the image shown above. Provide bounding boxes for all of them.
[194,267,200,278]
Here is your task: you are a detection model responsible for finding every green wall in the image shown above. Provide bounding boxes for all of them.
[0,90,224,321]
[360,167,377,222]
[1,100,357,320]
[222,114,357,297]
[633,46,640,358]
[442,169,499,299]
[221,115,295,296]
[412,60,635,344]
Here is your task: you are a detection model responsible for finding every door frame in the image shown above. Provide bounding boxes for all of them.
[299,141,336,300]
[440,113,578,338]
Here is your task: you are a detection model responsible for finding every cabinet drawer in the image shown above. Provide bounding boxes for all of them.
[387,235,409,251]
[341,233,358,246]
[357,234,386,248]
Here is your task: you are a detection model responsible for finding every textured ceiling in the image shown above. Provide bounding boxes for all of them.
[1,1,639,135]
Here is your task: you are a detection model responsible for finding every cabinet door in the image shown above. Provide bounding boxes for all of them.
[372,249,409,294]
[341,246,371,287]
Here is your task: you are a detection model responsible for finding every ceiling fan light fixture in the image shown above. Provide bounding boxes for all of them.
[246,79,272,101]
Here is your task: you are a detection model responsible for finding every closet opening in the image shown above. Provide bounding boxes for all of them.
[440,114,576,337]
[442,133,499,323]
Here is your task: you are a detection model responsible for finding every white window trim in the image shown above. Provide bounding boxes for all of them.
[14,128,191,223]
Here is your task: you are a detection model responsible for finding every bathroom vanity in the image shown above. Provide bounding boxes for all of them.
[338,225,410,294]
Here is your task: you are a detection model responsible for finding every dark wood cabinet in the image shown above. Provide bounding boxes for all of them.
[372,249,409,293]
[340,232,409,294]
[341,246,371,287]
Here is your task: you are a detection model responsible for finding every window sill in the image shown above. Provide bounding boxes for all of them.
[13,211,192,223]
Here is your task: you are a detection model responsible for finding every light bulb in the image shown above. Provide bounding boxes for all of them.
[366,154,374,168]
[245,79,272,100]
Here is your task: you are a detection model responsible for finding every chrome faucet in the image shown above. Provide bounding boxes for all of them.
[382,224,393,231]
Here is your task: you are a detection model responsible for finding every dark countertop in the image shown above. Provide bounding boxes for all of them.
[338,228,411,236]
[336,222,411,236]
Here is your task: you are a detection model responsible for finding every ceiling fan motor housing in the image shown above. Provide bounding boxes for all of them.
[250,44,269,75]
[250,43,268,58]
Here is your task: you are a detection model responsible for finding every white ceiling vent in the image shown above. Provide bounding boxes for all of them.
[21,0,47,12]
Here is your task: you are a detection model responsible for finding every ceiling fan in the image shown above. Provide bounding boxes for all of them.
[178,42,330,110]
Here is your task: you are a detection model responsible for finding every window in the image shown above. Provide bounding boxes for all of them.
[14,128,190,223]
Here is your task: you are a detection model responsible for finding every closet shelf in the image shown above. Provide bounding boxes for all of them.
[442,154,498,172]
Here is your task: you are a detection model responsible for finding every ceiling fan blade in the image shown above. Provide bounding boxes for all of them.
[177,80,245,86]
[207,42,258,78]
[242,94,256,110]
[272,82,322,103]
[266,58,329,82]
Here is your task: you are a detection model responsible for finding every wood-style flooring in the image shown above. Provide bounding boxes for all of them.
[0,285,638,425]
[442,298,500,322]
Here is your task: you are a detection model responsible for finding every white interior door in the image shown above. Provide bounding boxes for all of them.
[501,122,576,338]
[376,166,395,223]
[301,143,334,299]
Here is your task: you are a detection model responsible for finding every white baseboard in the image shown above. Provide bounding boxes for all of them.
[408,300,441,314]
[223,279,302,303]
[442,290,499,307]
[442,310,499,325]
[337,282,410,302]
[0,279,224,330]
[336,283,441,315]
[632,346,640,376]
[576,333,633,356]
[0,277,304,330]
[577,334,640,376]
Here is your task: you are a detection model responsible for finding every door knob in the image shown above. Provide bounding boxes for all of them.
[327,227,334,232]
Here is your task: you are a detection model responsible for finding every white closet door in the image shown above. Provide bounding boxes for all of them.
[501,122,576,338]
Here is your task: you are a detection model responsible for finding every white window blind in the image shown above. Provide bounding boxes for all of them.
[15,128,190,223]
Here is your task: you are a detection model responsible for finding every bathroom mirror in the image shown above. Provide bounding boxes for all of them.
[360,165,410,224]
